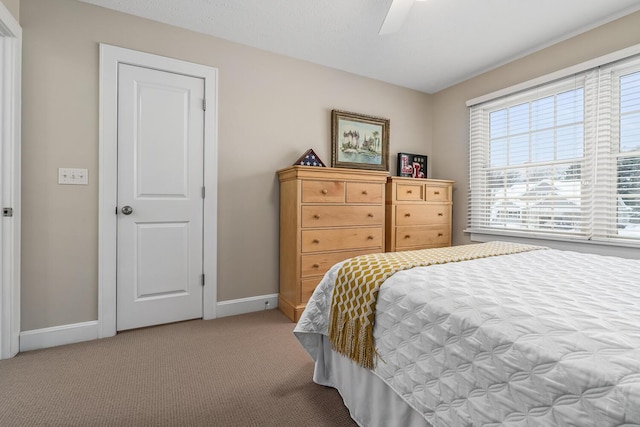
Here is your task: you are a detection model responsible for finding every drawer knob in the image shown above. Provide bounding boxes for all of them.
[367,213,374,217]
[367,235,374,240]
[434,191,440,195]
[407,190,412,194]
[438,233,444,237]
[312,263,320,268]
[312,239,320,244]
[321,189,328,195]
[438,212,443,216]
[313,214,320,219]
[404,235,411,239]
[404,213,411,217]
[362,190,368,195]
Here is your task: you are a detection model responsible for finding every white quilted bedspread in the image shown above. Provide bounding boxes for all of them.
[294,248,640,426]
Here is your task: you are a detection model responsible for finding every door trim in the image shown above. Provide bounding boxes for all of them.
[98,44,218,338]
[0,3,21,360]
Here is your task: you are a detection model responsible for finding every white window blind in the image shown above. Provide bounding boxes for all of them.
[468,55,640,246]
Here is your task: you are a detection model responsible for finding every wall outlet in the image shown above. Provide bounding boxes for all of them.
[58,168,88,185]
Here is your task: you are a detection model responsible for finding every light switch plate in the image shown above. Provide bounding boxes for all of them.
[58,168,88,185]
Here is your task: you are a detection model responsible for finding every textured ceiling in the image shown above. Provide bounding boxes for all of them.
[78,0,640,93]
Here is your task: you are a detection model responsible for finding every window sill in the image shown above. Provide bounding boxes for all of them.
[466,229,640,260]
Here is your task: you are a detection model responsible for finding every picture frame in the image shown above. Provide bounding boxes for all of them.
[397,152,428,178]
[331,110,389,171]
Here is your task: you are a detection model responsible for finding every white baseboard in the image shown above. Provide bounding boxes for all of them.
[20,321,99,352]
[215,293,279,318]
[18,293,279,353]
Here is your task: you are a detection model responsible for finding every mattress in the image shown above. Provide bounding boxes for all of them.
[294,247,640,427]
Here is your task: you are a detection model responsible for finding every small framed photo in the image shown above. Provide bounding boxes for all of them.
[331,110,389,171]
[397,153,427,178]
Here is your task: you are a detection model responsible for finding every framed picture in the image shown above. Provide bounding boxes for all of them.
[331,110,389,171]
[397,152,427,178]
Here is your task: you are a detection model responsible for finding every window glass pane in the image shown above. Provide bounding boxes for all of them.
[490,138,507,167]
[617,156,640,236]
[621,72,640,114]
[489,168,526,228]
[525,165,581,232]
[620,112,640,152]
[562,162,582,182]
[557,125,584,159]
[621,72,640,153]
[490,109,507,139]
[557,89,584,126]
[531,96,554,130]
[509,134,529,165]
[509,103,529,134]
[487,170,506,190]
[531,129,554,162]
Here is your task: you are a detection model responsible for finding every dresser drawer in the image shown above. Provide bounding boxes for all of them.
[301,205,383,228]
[425,185,450,202]
[396,183,424,201]
[302,180,345,203]
[302,227,383,252]
[394,225,450,249]
[301,245,382,302]
[301,277,322,303]
[395,205,450,226]
[346,182,384,204]
[301,249,374,278]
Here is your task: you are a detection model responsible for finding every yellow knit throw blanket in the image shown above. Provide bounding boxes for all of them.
[328,241,545,369]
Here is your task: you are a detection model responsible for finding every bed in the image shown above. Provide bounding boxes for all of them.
[293,242,640,427]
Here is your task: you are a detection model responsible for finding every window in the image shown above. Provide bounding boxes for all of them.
[468,55,640,246]
[616,70,640,238]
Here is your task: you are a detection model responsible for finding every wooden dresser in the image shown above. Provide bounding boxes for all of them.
[385,177,454,252]
[278,166,388,322]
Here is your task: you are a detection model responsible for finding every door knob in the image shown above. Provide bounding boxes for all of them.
[121,206,133,215]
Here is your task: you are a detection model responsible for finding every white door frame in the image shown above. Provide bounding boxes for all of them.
[0,3,21,360]
[98,44,218,338]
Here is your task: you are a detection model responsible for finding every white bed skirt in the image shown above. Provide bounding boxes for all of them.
[312,334,432,427]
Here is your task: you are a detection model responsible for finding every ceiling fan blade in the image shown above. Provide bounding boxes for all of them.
[379,0,415,35]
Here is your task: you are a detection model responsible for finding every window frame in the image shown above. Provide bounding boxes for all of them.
[467,50,640,253]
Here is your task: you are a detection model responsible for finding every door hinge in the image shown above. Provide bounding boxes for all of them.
[2,207,13,217]
[202,98,207,111]
[201,274,205,286]
[115,206,118,215]
[202,186,205,199]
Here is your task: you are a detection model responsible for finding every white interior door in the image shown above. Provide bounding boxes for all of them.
[0,2,21,359]
[116,63,205,331]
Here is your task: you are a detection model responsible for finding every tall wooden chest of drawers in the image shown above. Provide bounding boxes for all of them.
[278,166,388,322]
[385,177,454,252]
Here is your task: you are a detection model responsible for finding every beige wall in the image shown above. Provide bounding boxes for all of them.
[1,0,18,20]
[432,11,640,246]
[22,0,640,331]
[20,0,433,330]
